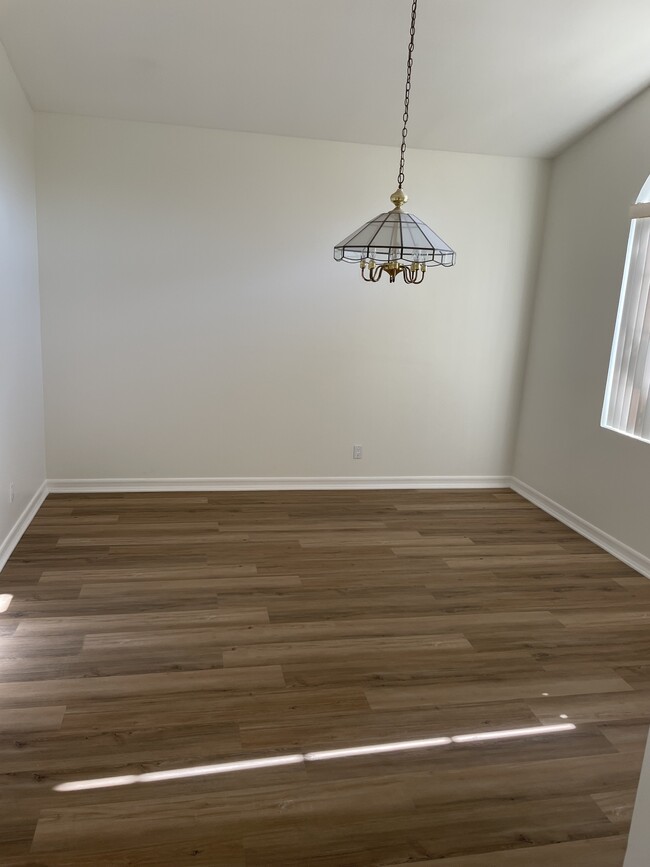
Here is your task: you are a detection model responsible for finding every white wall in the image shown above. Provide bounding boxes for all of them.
[0,43,46,564]
[513,87,650,561]
[35,113,548,482]
[510,85,650,867]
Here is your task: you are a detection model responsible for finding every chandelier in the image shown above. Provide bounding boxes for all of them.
[334,0,455,284]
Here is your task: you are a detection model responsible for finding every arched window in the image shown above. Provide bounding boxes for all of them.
[602,175,650,442]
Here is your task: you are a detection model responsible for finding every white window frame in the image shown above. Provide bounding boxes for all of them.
[601,176,650,443]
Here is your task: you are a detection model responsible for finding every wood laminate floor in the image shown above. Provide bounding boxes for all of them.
[0,489,649,866]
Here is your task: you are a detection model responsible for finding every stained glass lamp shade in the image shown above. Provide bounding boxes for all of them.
[334,189,455,283]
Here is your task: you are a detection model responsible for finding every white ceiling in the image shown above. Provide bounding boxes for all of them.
[1,0,650,158]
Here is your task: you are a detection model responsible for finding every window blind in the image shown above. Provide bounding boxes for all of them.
[602,205,650,442]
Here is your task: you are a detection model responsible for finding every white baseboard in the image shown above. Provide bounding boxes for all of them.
[0,480,48,572]
[47,475,511,493]
[511,477,650,579]
[4,476,647,581]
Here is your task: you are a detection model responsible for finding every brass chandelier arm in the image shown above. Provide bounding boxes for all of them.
[403,268,425,285]
[360,262,384,282]
[361,260,427,284]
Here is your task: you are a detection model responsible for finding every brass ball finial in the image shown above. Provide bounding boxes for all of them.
[390,188,408,209]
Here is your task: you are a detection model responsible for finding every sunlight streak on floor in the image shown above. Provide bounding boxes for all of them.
[54,723,577,792]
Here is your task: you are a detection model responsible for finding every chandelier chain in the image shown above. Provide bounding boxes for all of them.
[397,0,417,190]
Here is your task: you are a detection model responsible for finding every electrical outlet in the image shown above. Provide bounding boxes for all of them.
[9,482,15,503]
[353,444,363,460]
